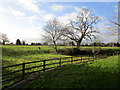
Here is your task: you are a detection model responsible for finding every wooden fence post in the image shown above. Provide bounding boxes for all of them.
[71,57,73,64]
[93,55,95,60]
[43,60,46,72]
[81,56,82,62]
[88,55,89,61]
[113,53,114,56]
[96,55,98,59]
[117,52,118,55]
[59,58,62,66]
[104,54,106,58]
[22,63,25,80]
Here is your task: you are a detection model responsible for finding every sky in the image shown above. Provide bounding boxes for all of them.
[0,0,119,44]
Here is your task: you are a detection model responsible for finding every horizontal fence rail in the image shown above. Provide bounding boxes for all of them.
[2,52,120,89]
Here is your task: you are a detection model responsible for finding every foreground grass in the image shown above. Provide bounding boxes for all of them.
[22,55,120,88]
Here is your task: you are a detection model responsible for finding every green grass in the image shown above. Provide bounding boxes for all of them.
[22,55,120,88]
[1,45,73,67]
[1,45,89,88]
[1,45,120,88]
[1,45,119,67]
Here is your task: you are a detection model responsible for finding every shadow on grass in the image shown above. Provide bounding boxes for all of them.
[22,63,120,88]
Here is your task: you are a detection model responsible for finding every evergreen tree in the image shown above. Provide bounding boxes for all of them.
[16,39,21,45]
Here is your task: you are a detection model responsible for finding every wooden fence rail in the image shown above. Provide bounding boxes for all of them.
[2,52,120,89]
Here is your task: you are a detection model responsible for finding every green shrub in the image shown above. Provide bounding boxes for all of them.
[58,48,81,55]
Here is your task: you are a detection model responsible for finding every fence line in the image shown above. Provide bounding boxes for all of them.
[2,52,119,89]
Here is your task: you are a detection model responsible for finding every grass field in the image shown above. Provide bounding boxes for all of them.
[1,45,88,88]
[1,45,120,88]
[1,45,119,67]
[2,45,73,67]
[22,55,120,88]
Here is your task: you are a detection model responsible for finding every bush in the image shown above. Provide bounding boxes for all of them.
[58,48,81,56]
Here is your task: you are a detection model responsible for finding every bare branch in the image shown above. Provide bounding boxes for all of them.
[62,8,100,48]
[42,18,63,51]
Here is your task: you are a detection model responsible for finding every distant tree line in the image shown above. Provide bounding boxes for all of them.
[30,41,120,47]
[16,39,27,45]
[1,35,120,47]
[82,42,120,47]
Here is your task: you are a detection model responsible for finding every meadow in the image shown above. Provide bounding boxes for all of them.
[1,45,119,67]
[23,55,120,88]
[1,45,87,88]
[1,45,120,88]
[2,45,67,66]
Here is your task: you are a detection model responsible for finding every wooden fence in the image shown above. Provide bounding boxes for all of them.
[1,52,119,89]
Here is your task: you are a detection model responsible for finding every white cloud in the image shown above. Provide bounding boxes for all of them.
[12,10,25,16]
[44,14,56,21]
[0,7,25,16]
[0,10,43,44]
[58,12,77,24]
[27,15,38,22]
[74,7,82,12]
[51,4,65,12]
[58,7,80,24]
[0,7,7,12]
[17,0,45,13]
[58,6,91,24]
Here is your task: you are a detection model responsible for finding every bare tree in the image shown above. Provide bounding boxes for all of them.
[106,16,119,40]
[110,7,120,26]
[43,18,63,52]
[110,14,120,26]
[110,20,120,26]
[108,3,120,35]
[62,8,100,49]
[0,33,9,45]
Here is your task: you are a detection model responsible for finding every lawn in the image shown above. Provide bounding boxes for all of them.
[22,55,120,88]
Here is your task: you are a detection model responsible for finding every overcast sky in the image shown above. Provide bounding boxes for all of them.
[0,0,119,44]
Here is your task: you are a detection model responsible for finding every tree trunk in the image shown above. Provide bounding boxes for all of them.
[53,41,57,52]
[2,40,5,45]
[76,41,80,49]
[76,35,84,49]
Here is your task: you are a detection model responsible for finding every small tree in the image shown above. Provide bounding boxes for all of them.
[22,40,26,45]
[0,33,9,45]
[16,39,21,45]
[43,18,63,52]
[116,42,120,47]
